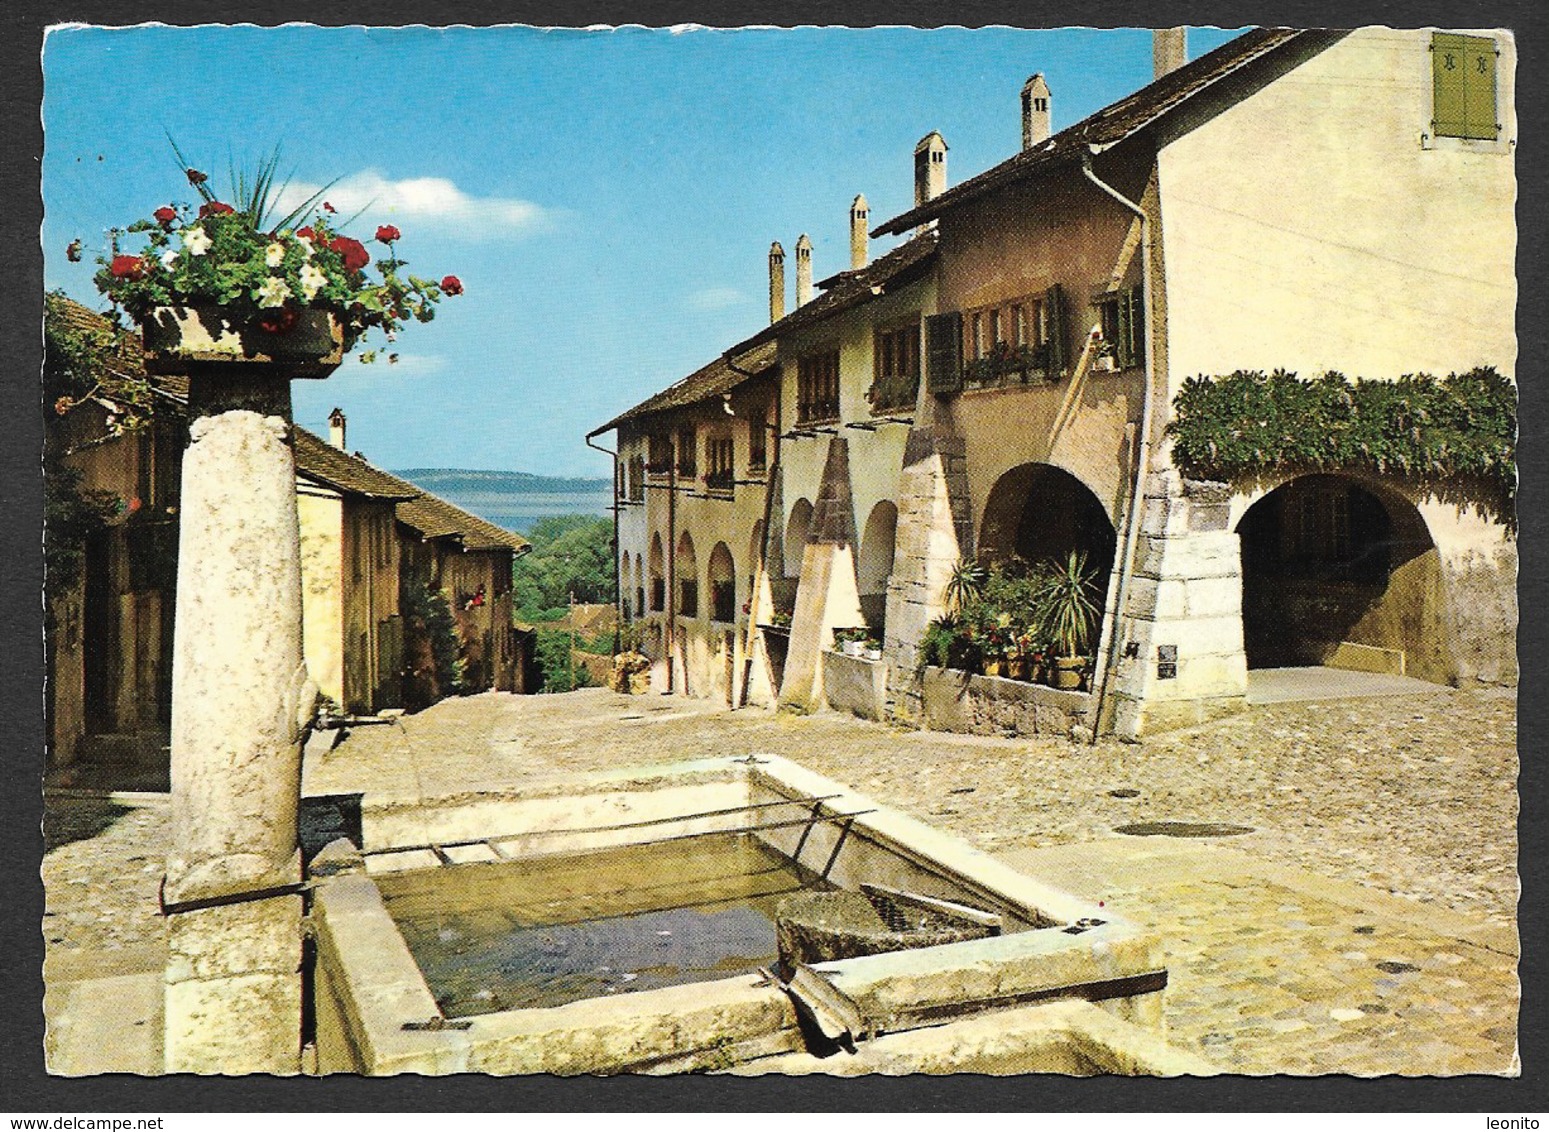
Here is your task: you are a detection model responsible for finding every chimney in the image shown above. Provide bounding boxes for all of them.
[850,195,870,269]
[914,131,948,208]
[1021,74,1051,149]
[769,241,786,323]
[1154,28,1187,80]
[795,234,813,307]
[328,406,347,451]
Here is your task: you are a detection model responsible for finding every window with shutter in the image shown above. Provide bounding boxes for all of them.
[925,311,963,394]
[1432,32,1499,141]
[1044,285,1068,376]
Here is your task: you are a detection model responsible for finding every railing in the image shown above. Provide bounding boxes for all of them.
[703,470,735,493]
[868,373,920,416]
[962,343,1054,390]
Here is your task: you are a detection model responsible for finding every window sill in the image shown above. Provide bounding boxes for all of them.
[1421,131,1513,156]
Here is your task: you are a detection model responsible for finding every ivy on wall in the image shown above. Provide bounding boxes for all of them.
[1168,368,1516,528]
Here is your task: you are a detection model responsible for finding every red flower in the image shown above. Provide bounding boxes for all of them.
[323,201,336,214]
[375,224,401,244]
[126,496,143,514]
[198,201,234,218]
[440,275,463,296]
[153,206,178,226]
[256,306,299,335]
[109,255,146,280]
[329,236,370,272]
[54,396,73,416]
[295,226,316,242]
[66,239,82,262]
[186,168,207,185]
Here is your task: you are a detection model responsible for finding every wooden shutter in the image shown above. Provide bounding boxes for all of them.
[925,311,963,395]
[1044,284,1068,376]
[1120,286,1145,370]
[1433,33,1498,141]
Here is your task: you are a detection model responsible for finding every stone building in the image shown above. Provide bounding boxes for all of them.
[44,300,531,785]
[590,26,1517,738]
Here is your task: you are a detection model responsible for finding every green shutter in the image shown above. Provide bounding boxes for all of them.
[925,311,963,395]
[1115,290,1133,370]
[1463,36,1498,140]
[1044,284,1068,376]
[1433,32,1498,141]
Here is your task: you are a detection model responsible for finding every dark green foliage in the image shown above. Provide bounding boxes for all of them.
[534,628,595,693]
[44,291,149,590]
[1168,368,1516,527]
[401,560,465,700]
[512,515,615,620]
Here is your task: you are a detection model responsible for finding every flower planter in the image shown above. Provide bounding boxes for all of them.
[864,647,883,662]
[841,640,864,658]
[1054,657,1085,690]
[1007,657,1030,682]
[141,305,343,379]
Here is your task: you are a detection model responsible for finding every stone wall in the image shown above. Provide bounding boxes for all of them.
[921,666,1091,739]
[823,650,889,721]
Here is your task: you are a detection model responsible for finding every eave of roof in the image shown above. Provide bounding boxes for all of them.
[725,230,938,355]
[293,428,422,501]
[396,492,530,553]
[586,339,778,438]
[872,28,1326,236]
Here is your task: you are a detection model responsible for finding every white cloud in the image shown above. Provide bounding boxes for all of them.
[275,171,554,237]
[687,286,748,311]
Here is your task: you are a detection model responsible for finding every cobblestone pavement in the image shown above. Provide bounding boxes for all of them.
[46,682,1518,1075]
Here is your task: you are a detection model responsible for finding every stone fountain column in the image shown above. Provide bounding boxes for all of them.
[155,314,333,1075]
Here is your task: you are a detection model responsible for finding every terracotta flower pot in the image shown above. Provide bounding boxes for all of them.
[983,659,1004,678]
[141,305,344,379]
[1054,656,1085,690]
[1008,656,1030,682]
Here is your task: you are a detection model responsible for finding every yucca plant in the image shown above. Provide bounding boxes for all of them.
[1040,550,1101,660]
[942,556,986,615]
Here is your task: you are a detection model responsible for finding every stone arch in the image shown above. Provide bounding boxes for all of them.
[977,463,1117,582]
[648,533,665,613]
[1236,473,1442,679]
[785,498,813,578]
[857,500,898,633]
[708,542,737,623]
[676,530,700,619]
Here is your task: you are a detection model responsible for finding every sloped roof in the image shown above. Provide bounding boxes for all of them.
[873,28,1340,236]
[587,340,778,438]
[47,295,190,403]
[293,428,422,501]
[729,230,938,353]
[396,491,529,553]
[295,430,529,552]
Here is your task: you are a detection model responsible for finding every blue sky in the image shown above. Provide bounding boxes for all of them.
[43,23,1244,478]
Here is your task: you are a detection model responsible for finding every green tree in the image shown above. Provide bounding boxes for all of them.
[512,514,614,620]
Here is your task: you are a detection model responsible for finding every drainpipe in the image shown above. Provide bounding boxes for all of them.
[585,433,622,657]
[1081,149,1155,742]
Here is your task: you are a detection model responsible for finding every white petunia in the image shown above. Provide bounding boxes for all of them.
[298,263,328,301]
[160,248,180,269]
[256,276,292,308]
[181,226,211,256]
[295,233,314,256]
[265,242,286,268]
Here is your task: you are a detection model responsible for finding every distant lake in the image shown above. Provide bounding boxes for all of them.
[392,470,613,536]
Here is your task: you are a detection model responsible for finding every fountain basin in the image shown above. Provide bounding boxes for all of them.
[311,754,1198,1075]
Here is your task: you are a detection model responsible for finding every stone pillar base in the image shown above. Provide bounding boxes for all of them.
[164,893,304,1074]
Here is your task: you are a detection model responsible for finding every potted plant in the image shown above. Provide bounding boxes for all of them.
[834,627,868,657]
[942,556,986,616]
[1041,551,1101,690]
[91,143,460,375]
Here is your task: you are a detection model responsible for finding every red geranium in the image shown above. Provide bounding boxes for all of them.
[153,206,178,227]
[329,236,370,272]
[256,306,299,335]
[322,201,336,213]
[186,168,207,185]
[440,275,463,296]
[109,255,146,280]
[375,225,401,244]
[198,201,235,218]
[295,226,317,242]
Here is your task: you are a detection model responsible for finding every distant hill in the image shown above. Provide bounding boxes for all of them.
[392,468,613,535]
